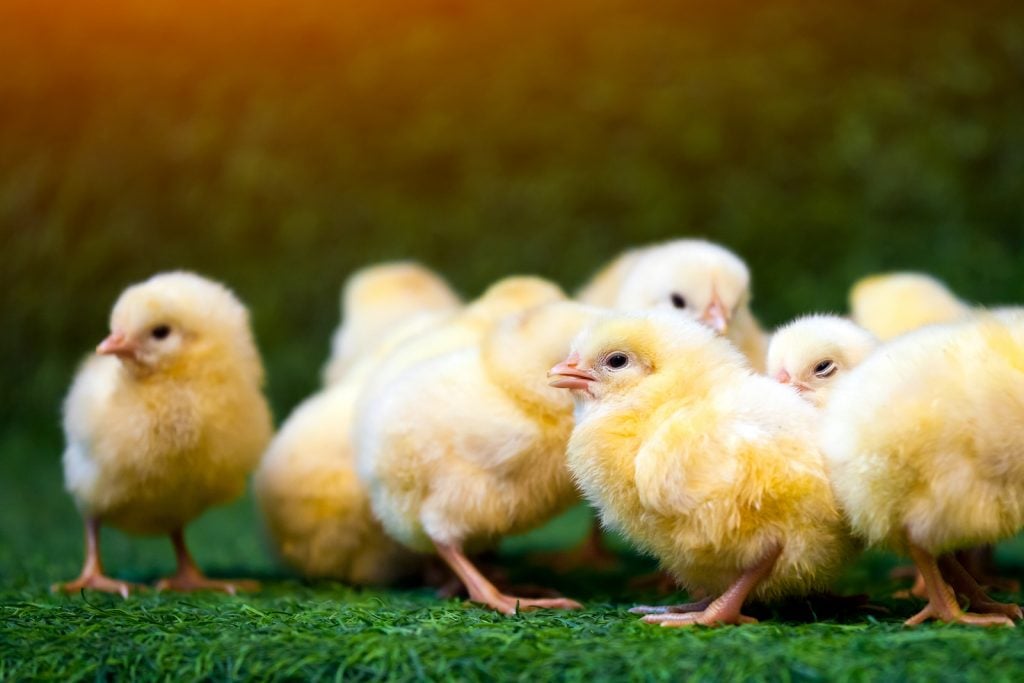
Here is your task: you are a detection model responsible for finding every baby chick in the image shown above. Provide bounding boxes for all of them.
[849,272,970,341]
[550,312,854,627]
[820,313,1024,626]
[57,272,272,596]
[255,276,561,584]
[577,239,767,370]
[766,315,878,408]
[255,376,417,584]
[355,292,599,615]
[322,261,461,385]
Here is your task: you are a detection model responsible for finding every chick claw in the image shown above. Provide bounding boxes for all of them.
[904,602,1015,628]
[52,575,143,599]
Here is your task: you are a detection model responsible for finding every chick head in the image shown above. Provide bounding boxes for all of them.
[549,311,723,405]
[766,315,878,408]
[614,239,751,335]
[849,271,969,340]
[342,261,460,319]
[98,271,258,378]
[467,276,566,321]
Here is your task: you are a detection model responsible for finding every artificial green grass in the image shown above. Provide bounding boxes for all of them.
[3,428,1024,681]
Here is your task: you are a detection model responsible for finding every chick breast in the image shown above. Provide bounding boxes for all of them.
[820,315,1024,553]
[63,353,272,536]
[569,372,854,601]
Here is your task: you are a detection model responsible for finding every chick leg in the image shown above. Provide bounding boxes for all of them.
[957,546,1020,594]
[904,542,1013,627]
[642,543,782,628]
[433,541,583,616]
[52,518,142,598]
[529,520,620,572]
[155,528,259,595]
[938,554,1022,621]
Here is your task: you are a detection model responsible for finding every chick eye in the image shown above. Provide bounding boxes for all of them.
[813,360,837,378]
[605,352,630,370]
[151,325,171,340]
[670,293,686,309]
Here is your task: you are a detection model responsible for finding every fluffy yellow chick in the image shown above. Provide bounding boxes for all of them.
[254,276,561,584]
[821,313,1024,627]
[57,272,273,596]
[766,315,878,408]
[577,239,768,371]
[550,312,855,627]
[355,294,600,614]
[849,272,970,341]
[322,261,461,385]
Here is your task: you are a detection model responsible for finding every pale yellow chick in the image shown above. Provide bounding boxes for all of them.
[355,294,600,614]
[766,315,878,408]
[577,239,768,370]
[849,271,970,341]
[550,312,855,627]
[57,272,273,596]
[255,276,561,584]
[322,261,461,385]
[820,313,1024,627]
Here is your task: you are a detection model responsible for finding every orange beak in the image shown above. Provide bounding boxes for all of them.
[97,331,138,359]
[548,352,597,391]
[700,291,729,334]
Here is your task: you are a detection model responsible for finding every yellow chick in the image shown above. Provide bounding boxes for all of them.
[322,261,461,385]
[254,276,561,584]
[577,239,767,371]
[56,272,273,596]
[766,315,878,408]
[849,271,970,341]
[354,293,600,614]
[821,313,1024,627]
[550,312,855,627]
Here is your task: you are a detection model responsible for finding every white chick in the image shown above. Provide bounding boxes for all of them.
[821,313,1024,626]
[550,312,855,627]
[849,272,970,341]
[577,239,767,370]
[255,276,562,584]
[322,261,461,385]
[56,272,272,596]
[355,294,600,614]
[766,315,878,408]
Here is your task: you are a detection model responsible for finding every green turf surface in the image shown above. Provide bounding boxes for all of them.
[3,427,1024,681]
[4,0,1024,679]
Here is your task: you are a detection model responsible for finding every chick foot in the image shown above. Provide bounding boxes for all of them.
[52,573,143,599]
[904,542,1014,628]
[639,543,782,628]
[939,554,1022,621]
[434,541,583,616]
[156,528,259,595]
[53,518,143,598]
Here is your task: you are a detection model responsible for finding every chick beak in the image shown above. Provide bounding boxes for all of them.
[548,352,597,391]
[97,331,138,359]
[700,292,730,334]
[774,369,792,385]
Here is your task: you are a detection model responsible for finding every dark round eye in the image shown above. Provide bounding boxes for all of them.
[151,325,171,340]
[670,293,686,309]
[813,360,837,377]
[605,352,630,370]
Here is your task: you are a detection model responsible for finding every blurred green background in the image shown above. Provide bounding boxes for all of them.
[3,1,1024,676]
